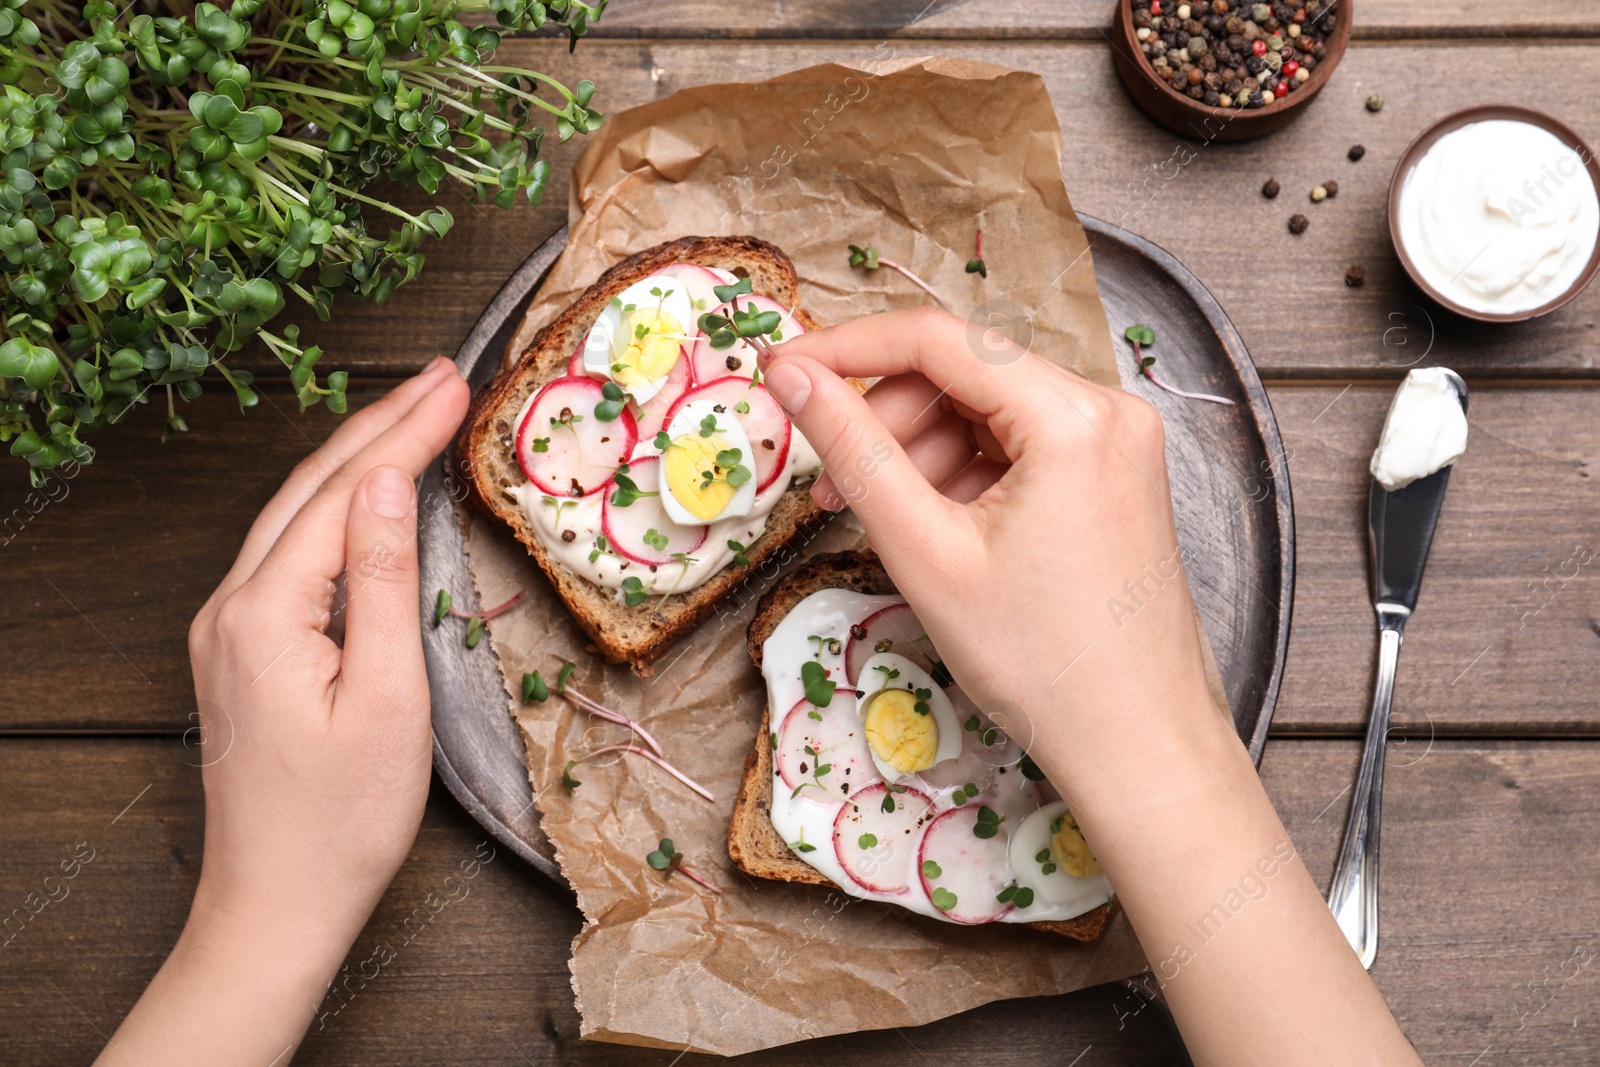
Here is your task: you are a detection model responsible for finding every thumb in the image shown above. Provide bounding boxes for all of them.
[762,354,956,554]
[341,465,423,706]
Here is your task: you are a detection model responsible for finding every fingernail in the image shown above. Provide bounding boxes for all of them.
[764,362,811,415]
[420,357,455,382]
[366,466,414,519]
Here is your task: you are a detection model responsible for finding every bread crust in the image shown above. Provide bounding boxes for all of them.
[457,236,830,676]
[730,549,1114,942]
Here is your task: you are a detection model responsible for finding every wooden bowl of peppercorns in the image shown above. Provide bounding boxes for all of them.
[1111,0,1352,143]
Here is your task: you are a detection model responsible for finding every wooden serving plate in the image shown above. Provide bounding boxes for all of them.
[420,216,1295,884]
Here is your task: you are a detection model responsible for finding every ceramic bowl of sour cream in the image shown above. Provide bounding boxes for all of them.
[1389,105,1600,322]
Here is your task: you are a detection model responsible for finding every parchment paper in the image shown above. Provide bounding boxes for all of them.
[465,57,1227,1055]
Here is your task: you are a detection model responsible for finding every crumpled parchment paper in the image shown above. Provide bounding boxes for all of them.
[466,56,1229,1056]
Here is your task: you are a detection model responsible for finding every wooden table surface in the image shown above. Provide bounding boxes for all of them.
[6,4,1600,1063]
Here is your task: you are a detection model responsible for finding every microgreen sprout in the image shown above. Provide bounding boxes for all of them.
[588,534,612,563]
[996,883,1034,908]
[539,662,668,759]
[697,277,783,362]
[698,414,721,437]
[727,539,751,567]
[788,830,817,854]
[643,528,669,552]
[982,726,1000,746]
[963,715,980,733]
[563,743,714,801]
[912,686,933,716]
[522,671,550,703]
[931,887,959,911]
[734,399,751,414]
[921,859,942,879]
[531,437,551,453]
[621,575,647,607]
[858,833,878,849]
[594,381,627,422]
[610,471,658,508]
[872,664,901,689]
[966,229,988,278]
[881,783,908,814]
[951,782,980,804]
[800,660,836,708]
[807,709,823,721]
[1035,847,1058,877]
[1124,325,1235,407]
[433,586,527,646]
[645,837,722,895]
[789,743,832,798]
[972,805,1005,839]
[654,430,673,451]
[847,244,952,312]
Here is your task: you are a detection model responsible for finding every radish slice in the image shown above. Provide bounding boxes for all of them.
[832,782,934,894]
[845,602,939,682]
[690,294,805,382]
[515,377,637,497]
[776,691,879,802]
[630,351,692,448]
[567,344,591,378]
[660,262,737,333]
[663,377,791,491]
[600,455,708,566]
[918,806,1014,924]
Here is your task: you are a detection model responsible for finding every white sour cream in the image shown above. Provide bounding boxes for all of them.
[1396,119,1599,315]
[1369,367,1468,491]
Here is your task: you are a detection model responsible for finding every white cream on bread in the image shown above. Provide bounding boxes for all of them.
[761,589,1114,925]
[504,264,821,600]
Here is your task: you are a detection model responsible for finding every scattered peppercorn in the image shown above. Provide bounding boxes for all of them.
[1348,143,1365,161]
[1262,177,1281,199]
[1344,264,1365,287]
[1366,92,1384,112]
[1323,179,1339,198]
[1310,185,1328,202]
[561,529,576,542]
[1289,213,1309,235]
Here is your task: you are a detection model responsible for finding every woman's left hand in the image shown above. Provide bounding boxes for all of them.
[99,358,470,1067]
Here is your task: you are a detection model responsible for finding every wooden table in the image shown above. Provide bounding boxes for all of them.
[6,5,1600,1062]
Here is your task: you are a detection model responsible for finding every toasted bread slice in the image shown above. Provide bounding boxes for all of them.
[730,549,1114,942]
[458,236,829,676]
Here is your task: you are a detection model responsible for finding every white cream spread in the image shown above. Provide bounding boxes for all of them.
[1370,367,1469,491]
[762,588,1114,926]
[1396,119,1599,315]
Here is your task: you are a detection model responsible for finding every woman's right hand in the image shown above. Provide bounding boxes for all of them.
[763,309,1421,1067]
[761,308,1217,779]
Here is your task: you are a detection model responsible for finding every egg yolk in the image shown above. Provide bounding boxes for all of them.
[863,689,938,775]
[664,432,738,521]
[1050,812,1102,879]
[612,309,683,388]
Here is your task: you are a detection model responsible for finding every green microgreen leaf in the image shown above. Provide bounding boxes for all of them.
[931,887,958,911]
[972,805,1004,839]
[800,659,836,708]
[921,860,942,880]
[622,575,647,607]
[858,833,878,849]
[434,589,453,626]
[1124,324,1156,347]
[522,671,549,703]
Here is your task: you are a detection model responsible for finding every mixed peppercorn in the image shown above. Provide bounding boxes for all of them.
[1132,0,1342,109]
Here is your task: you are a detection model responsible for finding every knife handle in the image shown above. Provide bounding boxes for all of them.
[1326,621,1401,970]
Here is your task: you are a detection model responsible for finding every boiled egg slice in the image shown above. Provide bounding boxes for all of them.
[1008,800,1111,908]
[856,652,962,781]
[582,274,693,404]
[657,398,758,525]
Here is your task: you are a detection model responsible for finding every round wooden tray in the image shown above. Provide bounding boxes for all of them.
[421,216,1295,885]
